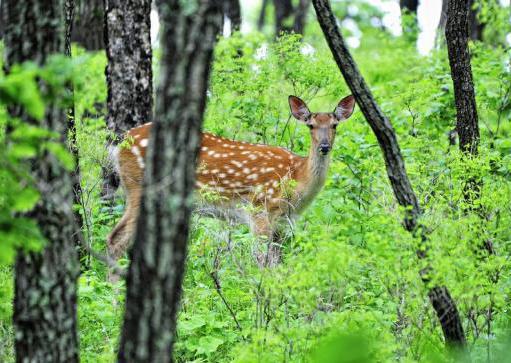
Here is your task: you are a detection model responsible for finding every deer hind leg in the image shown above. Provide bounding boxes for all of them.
[251,213,283,268]
[107,186,142,282]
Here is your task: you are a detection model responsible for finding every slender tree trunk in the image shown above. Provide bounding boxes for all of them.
[446,0,479,154]
[468,0,484,41]
[400,0,418,13]
[258,0,269,31]
[103,0,153,199]
[71,0,104,50]
[293,0,310,35]
[224,0,241,32]
[66,0,87,266]
[274,0,294,35]
[312,0,467,349]
[2,1,81,361]
[117,1,223,361]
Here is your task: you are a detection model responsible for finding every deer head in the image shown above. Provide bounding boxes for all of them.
[288,95,356,156]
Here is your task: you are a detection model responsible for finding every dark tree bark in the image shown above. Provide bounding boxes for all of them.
[312,0,467,349]
[293,0,311,35]
[2,1,80,362]
[71,0,104,50]
[274,0,294,35]
[438,0,485,45]
[224,0,242,32]
[400,0,418,13]
[446,0,479,154]
[66,0,87,265]
[103,0,153,198]
[257,0,269,31]
[117,0,223,361]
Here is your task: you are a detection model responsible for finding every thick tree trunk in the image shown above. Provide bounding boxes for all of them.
[274,0,294,35]
[71,0,104,50]
[312,0,467,349]
[224,0,241,32]
[103,0,153,198]
[117,1,223,361]
[446,0,479,154]
[2,1,81,362]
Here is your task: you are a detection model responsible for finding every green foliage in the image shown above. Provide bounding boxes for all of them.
[1,5,511,362]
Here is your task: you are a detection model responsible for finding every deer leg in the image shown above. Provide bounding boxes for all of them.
[107,187,141,283]
[251,213,283,268]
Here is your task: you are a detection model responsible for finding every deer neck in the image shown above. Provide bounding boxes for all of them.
[293,146,330,213]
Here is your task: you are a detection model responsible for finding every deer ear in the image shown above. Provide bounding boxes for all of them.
[288,96,311,121]
[334,95,355,121]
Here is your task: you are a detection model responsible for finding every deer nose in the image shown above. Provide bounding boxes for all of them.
[319,143,331,155]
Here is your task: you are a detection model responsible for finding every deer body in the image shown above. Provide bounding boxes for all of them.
[107,95,355,268]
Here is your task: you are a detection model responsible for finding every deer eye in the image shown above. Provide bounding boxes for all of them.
[332,124,338,129]
[307,124,314,130]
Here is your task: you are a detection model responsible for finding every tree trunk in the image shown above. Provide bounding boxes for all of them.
[117,1,223,361]
[103,0,153,199]
[438,0,484,46]
[468,0,484,41]
[446,0,479,154]
[400,0,418,13]
[274,0,294,35]
[71,0,104,50]
[312,0,467,349]
[258,0,269,31]
[293,0,310,35]
[224,0,241,32]
[66,0,88,266]
[2,1,81,362]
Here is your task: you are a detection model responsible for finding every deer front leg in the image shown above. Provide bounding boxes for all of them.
[251,213,283,268]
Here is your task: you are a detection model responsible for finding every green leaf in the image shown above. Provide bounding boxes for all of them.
[195,336,224,355]
[12,187,40,212]
[45,142,75,171]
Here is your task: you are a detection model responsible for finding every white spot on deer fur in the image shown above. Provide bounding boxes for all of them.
[247,174,258,180]
[208,150,215,155]
[222,153,229,157]
[214,154,221,158]
[223,143,229,147]
[241,151,250,155]
[131,146,145,168]
[196,181,204,188]
[211,169,219,174]
[248,154,257,160]
[235,172,241,176]
[242,160,248,165]
[201,146,208,151]
[134,134,140,138]
[268,188,274,195]
[140,139,148,147]
[242,168,250,174]
[208,180,217,185]
[227,169,235,174]
[265,167,275,172]
[235,181,243,187]
[272,180,279,187]
[201,169,209,175]
[231,160,243,167]
[216,187,225,192]
[278,163,284,168]
[239,146,245,149]
[228,152,235,156]
[218,173,226,178]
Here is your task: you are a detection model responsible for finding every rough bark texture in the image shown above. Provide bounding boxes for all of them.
[438,0,484,45]
[66,0,86,261]
[446,0,479,154]
[117,1,223,362]
[2,1,80,362]
[104,0,153,138]
[224,0,241,32]
[71,0,104,50]
[103,0,153,198]
[312,0,467,348]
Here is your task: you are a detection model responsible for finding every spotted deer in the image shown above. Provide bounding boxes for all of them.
[108,95,355,269]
